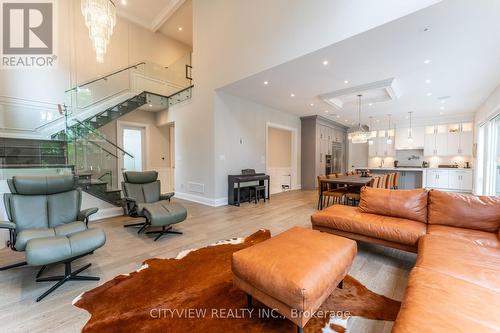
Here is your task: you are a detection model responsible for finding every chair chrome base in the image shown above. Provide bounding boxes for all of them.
[35,259,99,302]
[145,225,183,241]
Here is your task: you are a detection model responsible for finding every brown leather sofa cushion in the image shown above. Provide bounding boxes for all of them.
[359,187,428,223]
[232,227,357,312]
[427,225,500,249]
[417,235,500,291]
[311,205,426,247]
[392,267,500,333]
[428,190,500,232]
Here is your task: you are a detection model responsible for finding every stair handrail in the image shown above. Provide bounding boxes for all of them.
[71,118,134,158]
[65,62,146,93]
[86,140,118,159]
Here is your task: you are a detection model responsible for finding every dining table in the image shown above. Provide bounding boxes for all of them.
[318,175,375,210]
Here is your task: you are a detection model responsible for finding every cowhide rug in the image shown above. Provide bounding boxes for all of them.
[74,230,400,332]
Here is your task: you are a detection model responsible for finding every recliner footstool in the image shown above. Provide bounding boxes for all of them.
[231,227,357,333]
[122,171,187,241]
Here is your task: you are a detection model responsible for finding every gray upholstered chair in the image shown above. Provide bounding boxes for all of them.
[122,171,187,241]
[0,175,106,302]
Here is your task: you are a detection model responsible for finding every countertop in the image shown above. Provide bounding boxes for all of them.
[356,167,473,171]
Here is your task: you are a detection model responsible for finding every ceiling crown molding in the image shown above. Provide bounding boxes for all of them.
[116,0,186,32]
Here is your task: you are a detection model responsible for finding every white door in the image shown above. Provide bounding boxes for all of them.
[118,124,146,184]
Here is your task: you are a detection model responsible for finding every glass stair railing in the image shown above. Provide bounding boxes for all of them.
[49,54,194,206]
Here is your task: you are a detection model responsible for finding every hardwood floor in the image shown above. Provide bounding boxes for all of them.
[0,190,415,333]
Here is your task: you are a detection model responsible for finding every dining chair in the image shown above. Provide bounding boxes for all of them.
[393,172,400,189]
[387,173,394,189]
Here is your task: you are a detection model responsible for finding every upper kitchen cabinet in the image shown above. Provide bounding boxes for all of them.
[446,123,473,156]
[395,126,425,149]
[368,130,395,157]
[424,125,448,156]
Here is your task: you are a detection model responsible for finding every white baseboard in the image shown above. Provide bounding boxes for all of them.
[175,192,228,207]
[89,207,124,221]
[292,184,302,190]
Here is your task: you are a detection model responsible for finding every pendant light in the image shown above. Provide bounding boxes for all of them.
[407,111,414,144]
[350,94,370,144]
[386,114,393,145]
[368,116,374,145]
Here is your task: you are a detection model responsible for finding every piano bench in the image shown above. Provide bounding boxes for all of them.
[249,185,267,204]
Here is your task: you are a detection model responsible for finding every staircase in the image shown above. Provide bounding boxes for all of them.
[49,58,194,206]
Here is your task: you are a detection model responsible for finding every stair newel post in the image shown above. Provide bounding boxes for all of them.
[57,104,73,166]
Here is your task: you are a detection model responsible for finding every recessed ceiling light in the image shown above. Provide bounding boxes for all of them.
[290,93,295,97]
[178,27,183,31]
[322,60,329,66]
[344,80,349,84]
[324,110,329,113]
[345,119,348,122]
[310,103,314,107]
[121,0,127,5]
[368,103,373,106]
[424,59,431,64]
[426,92,432,97]
[263,81,269,85]
[425,79,431,84]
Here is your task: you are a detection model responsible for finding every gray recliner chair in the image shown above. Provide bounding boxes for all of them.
[122,171,187,241]
[0,175,106,302]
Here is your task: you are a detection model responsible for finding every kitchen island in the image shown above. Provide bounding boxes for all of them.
[355,167,424,189]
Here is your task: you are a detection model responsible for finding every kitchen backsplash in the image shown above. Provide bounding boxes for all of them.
[368,149,473,168]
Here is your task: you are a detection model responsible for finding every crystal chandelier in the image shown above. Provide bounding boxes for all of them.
[81,0,116,63]
[350,94,371,144]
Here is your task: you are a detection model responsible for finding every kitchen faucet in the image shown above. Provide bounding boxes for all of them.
[380,159,384,168]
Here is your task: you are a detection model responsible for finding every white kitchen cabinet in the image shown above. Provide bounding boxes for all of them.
[424,133,448,156]
[448,170,473,191]
[426,170,449,189]
[425,169,472,192]
[459,131,473,156]
[446,131,473,156]
[368,140,378,157]
[395,126,425,149]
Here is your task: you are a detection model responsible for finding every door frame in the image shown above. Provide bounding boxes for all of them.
[265,122,298,193]
[116,120,150,185]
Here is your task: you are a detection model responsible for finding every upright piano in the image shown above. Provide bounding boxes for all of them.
[228,170,270,206]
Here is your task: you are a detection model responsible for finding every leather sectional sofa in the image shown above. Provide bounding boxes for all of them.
[311,187,500,332]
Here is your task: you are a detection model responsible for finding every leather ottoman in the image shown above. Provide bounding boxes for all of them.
[231,227,357,332]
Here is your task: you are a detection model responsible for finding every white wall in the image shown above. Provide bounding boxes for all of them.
[475,84,500,126]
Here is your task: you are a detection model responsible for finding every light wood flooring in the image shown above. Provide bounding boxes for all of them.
[0,190,416,333]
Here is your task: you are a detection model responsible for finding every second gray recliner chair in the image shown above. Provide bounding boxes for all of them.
[0,175,106,302]
[122,171,187,241]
